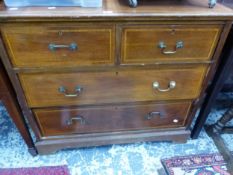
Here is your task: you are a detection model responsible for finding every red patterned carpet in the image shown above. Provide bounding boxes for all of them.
[161,153,230,175]
[0,165,70,175]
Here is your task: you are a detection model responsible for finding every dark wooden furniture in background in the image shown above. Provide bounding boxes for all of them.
[190,1,233,172]
[0,61,37,156]
[191,0,233,139]
[204,28,233,173]
[205,107,233,173]
[0,0,232,154]
[218,0,233,98]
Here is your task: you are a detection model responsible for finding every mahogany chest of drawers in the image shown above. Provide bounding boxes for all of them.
[0,0,232,154]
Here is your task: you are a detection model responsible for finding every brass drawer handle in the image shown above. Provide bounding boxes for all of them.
[152,81,176,92]
[48,42,78,51]
[58,86,83,97]
[145,112,164,120]
[66,115,86,125]
[158,41,184,55]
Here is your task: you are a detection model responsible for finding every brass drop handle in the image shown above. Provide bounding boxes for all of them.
[66,115,86,125]
[152,81,176,92]
[145,112,164,120]
[48,42,78,51]
[58,86,83,97]
[158,41,184,55]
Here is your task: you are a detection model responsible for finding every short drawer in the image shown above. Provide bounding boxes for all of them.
[19,67,206,107]
[1,24,115,67]
[121,25,221,64]
[34,102,191,136]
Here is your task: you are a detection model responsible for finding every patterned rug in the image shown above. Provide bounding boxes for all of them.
[161,153,230,175]
[0,165,70,175]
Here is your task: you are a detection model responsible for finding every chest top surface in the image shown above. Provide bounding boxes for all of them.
[0,0,232,21]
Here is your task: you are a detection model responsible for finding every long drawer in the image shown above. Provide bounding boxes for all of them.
[34,102,191,136]
[121,25,221,64]
[19,67,207,107]
[1,24,115,68]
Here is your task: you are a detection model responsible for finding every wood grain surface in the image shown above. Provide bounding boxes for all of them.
[1,24,115,68]
[34,102,191,136]
[19,66,207,107]
[121,25,222,64]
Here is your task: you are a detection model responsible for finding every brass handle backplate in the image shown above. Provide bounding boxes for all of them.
[66,115,86,125]
[58,86,83,97]
[152,81,176,92]
[158,41,184,55]
[145,111,164,120]
[49,42,78,51]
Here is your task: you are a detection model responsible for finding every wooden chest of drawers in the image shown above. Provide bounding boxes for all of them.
[0,0,232,154]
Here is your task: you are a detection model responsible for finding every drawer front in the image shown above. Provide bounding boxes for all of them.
[34,102,191,136]
[1,24,115,67]
[121,25,221,64]
[20,67,206,107]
